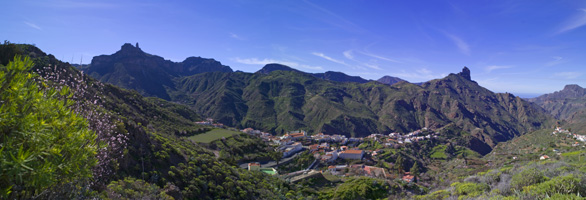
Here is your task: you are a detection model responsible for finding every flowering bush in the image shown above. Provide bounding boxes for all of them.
[0,56,98,198]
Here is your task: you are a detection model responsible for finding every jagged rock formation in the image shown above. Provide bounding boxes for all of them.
[86,43,232,99]
[529,84,586,120]
[82,45,552,155]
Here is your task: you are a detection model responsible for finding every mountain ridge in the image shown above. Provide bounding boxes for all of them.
[82,43,552,155]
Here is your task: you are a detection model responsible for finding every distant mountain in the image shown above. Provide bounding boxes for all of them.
[80,44,552,155]
[257,63,369,83]
[256,63,301,74]
[313,71,369,83]
[377,75,406,85]
[85,43,232,100]
[0,43,293,199]
[529,84,586,120]
[176,67,551,154]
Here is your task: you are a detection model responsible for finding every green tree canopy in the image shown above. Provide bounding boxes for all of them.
[0,56,98,198]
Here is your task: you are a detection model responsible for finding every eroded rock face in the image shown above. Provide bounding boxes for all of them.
[85,43,233,99]
[458,67,471,81]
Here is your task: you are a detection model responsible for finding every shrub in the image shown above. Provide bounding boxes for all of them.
[0,56,98,198]
[510,168,548,190]
[104,177,173,200]
[451,182,490,198]
[523,174,586,198]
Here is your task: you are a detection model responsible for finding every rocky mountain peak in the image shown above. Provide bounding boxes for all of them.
[117,43,144,57]
[458,66,471,81]
[563,84,584,92]
[377,75,406,85]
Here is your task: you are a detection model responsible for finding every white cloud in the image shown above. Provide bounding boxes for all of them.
[485,65,512,72]
[343,50,354,59]
[233,57,323,71]
[24,21,42,30]
[363,63,382,70]
[554,72,582,79]
[357,51,401,63]
[546,56,564,66]
[444,33,470,55]
[312,52,348,66]
[391,68,445,81]
[557,9,586,34]
[229,33,244,40]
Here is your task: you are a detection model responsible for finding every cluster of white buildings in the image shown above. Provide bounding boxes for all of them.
[386,129,439,145]
[311,133,363,144]
[195,118,224,128]
[552,127,586,145]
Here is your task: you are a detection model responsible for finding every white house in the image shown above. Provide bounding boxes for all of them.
[339,150,364,160]
[283,142,303,157]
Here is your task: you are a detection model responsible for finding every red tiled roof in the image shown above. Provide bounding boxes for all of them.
[342,150,363,154]
[290,132,305,137]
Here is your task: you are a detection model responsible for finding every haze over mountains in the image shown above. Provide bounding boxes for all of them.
[82,43,555,154]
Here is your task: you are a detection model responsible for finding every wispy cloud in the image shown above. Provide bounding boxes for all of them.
[485,65,512,73]
[556,8,586,34]
[391,68,446,81]
[554,72,582,79]
[357,51,401,63]
[229,33,245,40]
[343,50,354,59]
[444,33,470,55]
[234,57,323,71]
[24,21,42,30]
[363,63,382,70]
[302,0,366,33]
[312,52,348,66]
[546,56,564,66]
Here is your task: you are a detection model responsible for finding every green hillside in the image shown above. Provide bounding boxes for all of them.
[0,42,297,199]
[174,68,552,154]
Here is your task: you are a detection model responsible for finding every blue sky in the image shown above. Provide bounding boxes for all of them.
[2,0,586,96]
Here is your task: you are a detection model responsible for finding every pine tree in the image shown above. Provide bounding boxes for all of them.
[410,162,420,182]
[395,155,404,175]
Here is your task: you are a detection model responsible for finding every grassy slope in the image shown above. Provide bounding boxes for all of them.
[188,128,240,143]
[175,70,552,155]
[1,43,298,199]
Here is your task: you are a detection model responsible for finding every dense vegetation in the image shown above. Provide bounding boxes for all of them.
[2,42,583,199]
[83,44,553,155]
[0,42,297,199]
[0,56,98,199]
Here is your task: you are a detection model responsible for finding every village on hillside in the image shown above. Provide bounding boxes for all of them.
[238,126,440,183]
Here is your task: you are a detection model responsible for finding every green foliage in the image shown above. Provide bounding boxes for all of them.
[319,177,389,200]
[523,174,586,198]
[0,56,98,198]
[451,182,490,198]
[430,145,448,159]
[211,133,272,164]
[414,189,450,200]
[188,128,240,143]
[510,168,548,190]
[104,177,173,200]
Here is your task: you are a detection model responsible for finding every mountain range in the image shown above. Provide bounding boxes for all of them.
[81,43,554,154]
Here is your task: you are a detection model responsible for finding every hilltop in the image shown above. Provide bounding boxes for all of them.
[80,44,553,155]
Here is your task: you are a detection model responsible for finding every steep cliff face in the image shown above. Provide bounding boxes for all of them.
[529,84,586,120]
[83,45,552,155]
[86,43,232,99]
[176,67,552,154]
